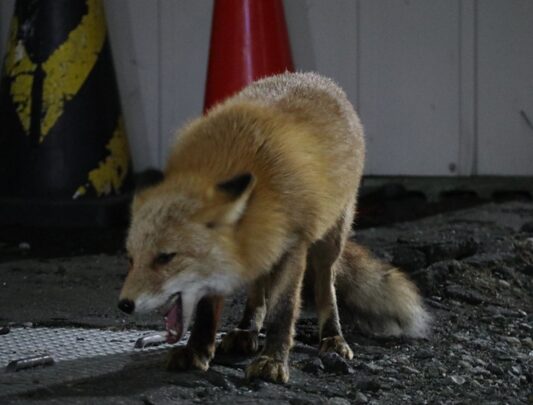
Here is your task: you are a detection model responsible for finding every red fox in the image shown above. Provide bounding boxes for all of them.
[118,72,430,383]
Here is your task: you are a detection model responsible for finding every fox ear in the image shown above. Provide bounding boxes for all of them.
[217,173,254,197]
[214,173,256,225]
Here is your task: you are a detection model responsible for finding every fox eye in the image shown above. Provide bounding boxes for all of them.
[153,252,176,267]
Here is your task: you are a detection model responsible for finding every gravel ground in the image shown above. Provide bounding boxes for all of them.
[0,201,532,404]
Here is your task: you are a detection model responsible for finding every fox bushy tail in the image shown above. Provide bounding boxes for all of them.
[335,241,431,338]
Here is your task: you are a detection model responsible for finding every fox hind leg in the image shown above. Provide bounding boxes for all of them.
[219,276,268,356]
[308,209,354,360]
[246,243,308,384]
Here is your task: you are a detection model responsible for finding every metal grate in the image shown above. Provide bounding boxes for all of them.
[0,326,191,397]
[0,327,180,366]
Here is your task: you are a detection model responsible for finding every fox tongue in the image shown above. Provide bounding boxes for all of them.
[164,293,183,344]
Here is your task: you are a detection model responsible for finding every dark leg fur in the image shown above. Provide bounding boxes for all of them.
[308,212,354,359]
[167,295,224,371]
[219,276,267,356]
[246,243,308,384]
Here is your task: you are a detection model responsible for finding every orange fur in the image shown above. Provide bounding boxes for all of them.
[119,72,429,383]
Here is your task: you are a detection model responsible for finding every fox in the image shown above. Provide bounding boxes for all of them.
[118,72,430,383]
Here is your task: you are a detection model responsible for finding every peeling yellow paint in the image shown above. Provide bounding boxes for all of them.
[41,0,106,141]
[4,0,106,141]
[4,18,37,134]
[76,117,129,198]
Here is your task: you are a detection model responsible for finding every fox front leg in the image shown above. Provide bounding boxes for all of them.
[245,244,307,384]
[167,295,223,371]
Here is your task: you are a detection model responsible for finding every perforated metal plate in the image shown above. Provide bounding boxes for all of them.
[0,326,193,397]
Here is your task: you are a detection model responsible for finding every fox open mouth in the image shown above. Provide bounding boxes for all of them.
[164,293,183,344]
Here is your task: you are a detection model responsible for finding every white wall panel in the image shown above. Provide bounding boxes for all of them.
[477,0,533,175]
[358,0,461,176]
[1,1,532,176]
[285,0,358,106]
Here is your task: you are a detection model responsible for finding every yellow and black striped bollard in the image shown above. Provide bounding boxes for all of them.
[0,0,132,226]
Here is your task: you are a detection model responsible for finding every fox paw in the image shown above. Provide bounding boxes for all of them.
[219,329,259,356]
[166,346,211,372]
[319,336,354,360]
[245,355,289,384]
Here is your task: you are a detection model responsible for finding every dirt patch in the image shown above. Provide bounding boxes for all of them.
[0,201,532,403]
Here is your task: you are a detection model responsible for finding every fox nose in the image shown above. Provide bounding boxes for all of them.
[118,299,135,314]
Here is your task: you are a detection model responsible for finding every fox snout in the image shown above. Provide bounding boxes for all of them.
[118,298,135,314]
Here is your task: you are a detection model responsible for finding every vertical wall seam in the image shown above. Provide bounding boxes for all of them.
[472,0,479,175]
[458,0,476,176]
[355,0,361,111]
[156,0,163,168]
[458,0,463,175]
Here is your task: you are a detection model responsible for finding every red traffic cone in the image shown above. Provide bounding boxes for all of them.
[204,0,294,111]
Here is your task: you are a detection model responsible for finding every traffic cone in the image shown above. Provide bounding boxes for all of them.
[204,0,294,111]
[0,0,132,226]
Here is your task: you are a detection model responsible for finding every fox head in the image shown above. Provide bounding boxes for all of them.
[118,172,255,342]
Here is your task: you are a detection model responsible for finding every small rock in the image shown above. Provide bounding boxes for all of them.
[0,326,10,335]
[204,372,233,390]
[290,400,315,405]
[522,337,533,349]
[414,349,433,359]
[18,242,31,250]
[426,365,441,378]
[497,279,510,288]
[356,378,381,392]
[444,284,484,304]
[519,323,532,332]
[320,352,353,374]
[493,266,517,281]
[520,221,533,233]
[486,305,523,318]
[140,396,155,405]
[501,336,521,346]
[354,392,368,404]
[450,375,466,385]
[472,366,491,377]
[300,358,324,375]
[401,365,420,374]
[474,358,487,367]
[328,398,350,405]
[487,364,504,376]
[249,379,268,391]
[358,362,383,374]
[521,265,533,276]
[459,360,473,371]
[510,365,522,376]
[452,332,470,342]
